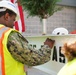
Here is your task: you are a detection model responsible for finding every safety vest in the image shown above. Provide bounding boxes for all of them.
[57,58,76,75]
[0,25,26,75]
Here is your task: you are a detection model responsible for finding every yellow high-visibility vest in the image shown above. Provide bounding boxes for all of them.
[0,25,26,75]
[57,58,76,75]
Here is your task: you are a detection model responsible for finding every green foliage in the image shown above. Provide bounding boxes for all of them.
[18,0,62,20]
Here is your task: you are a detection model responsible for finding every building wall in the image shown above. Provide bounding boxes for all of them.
[22,6,76,36]
[57,0,76,7]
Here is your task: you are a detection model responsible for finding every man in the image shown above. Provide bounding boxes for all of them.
[0,0,55,75]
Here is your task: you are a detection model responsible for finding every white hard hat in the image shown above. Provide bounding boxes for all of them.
[0,0,19,20]
[52,27,68,35]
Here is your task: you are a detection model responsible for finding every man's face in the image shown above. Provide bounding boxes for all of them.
[7,14,16,28]
[4,13,16,28]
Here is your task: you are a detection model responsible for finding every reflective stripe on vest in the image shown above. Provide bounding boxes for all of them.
[0,26,10,75]
[0,26,5,75]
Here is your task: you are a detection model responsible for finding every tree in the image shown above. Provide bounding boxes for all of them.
[17,0,62,34]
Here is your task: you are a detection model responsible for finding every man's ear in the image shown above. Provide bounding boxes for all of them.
[4,13,9,21]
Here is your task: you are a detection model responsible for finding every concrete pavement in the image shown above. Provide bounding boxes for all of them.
[27,68,50,75]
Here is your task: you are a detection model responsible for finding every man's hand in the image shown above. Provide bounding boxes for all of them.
[44,38,55,49]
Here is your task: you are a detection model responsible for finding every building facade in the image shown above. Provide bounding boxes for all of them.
[22,0,76,36]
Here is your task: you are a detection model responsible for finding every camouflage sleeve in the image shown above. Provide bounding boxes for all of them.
[7,31,51,66]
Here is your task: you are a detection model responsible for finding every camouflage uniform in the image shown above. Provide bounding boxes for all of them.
[7,31,51,66]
